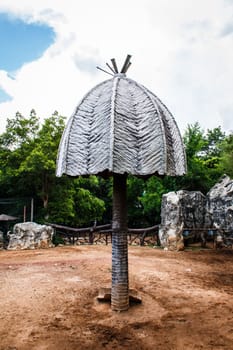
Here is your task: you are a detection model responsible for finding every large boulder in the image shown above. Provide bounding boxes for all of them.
[7,222,54,250]
[159,176,233,250]
[159,222,184,251]
[205,175,233,231]
[159,190,206,250]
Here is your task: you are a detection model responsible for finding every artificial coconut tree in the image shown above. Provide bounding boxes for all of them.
[56,55,186,311]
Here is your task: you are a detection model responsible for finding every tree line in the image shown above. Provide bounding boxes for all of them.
[0,110,232,228]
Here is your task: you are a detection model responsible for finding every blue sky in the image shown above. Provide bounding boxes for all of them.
[0,87,11,103]
[0,0,232,134]
[0,13,54,71]
[0,13,54,103]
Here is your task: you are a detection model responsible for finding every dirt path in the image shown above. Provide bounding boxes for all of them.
[0,245,233,350]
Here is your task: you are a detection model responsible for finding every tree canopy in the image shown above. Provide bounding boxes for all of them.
[0,112,231,227]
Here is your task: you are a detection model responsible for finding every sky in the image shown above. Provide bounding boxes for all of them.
[0,0,232,135]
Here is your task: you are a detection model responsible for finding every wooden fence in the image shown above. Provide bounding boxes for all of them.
[48,223,233,248]
[48,223,159,246]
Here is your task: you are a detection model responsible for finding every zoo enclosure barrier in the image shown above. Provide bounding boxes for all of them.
[48,223,160,246]
[48,223,233,248]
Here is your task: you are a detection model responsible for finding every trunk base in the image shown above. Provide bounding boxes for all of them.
[97,287,142,306]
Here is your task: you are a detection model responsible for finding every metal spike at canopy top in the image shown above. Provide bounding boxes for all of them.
[106,62,116,74]
[96,66,114,76]
[97,55,132,76]
[120,54,132,73]
[111,58,119,73]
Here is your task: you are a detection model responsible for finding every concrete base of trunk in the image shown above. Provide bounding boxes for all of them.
[97,287,142,306]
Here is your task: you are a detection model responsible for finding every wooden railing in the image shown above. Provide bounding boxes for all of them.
[48,223,159,246]
[48,222,233,248]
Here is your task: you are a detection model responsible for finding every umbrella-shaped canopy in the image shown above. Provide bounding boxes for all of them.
[56,71,186,178]
[0,214,18,221]
[56,56,187,312]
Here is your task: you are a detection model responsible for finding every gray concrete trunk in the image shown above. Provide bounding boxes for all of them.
[111,173,129,311]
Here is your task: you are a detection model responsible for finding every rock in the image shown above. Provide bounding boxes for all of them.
[159,176,233,250]
[159,190,206,250]
[7,222,54,250]
[160,223,184,251]
[205,175,233,231]
[205,175,233,247]
[213,229,225,249]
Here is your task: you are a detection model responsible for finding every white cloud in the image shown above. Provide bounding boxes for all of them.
[0,0,232,134]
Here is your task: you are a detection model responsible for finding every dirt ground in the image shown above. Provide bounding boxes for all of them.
[0,245,233,350]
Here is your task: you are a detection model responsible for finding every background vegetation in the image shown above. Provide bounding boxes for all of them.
[0,111,232,228]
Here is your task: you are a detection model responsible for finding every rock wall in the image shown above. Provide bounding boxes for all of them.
[7,222,54,250]
[159,176,233,250]
[205,175,233,231]
[159,190,206,250]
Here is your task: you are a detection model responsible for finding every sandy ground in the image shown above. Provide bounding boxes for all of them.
[0,245,233,350]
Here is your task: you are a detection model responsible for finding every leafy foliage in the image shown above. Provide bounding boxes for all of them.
[220,134,233,177]
[0,111,231,227]
[178,123,225,193]
[0,111,106,225]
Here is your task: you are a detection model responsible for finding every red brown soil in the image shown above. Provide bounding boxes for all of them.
[0,245,233,350]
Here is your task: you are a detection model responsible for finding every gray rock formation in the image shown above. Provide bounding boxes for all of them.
[205,175,233,246]
[7,222,54,250]
[159,190,206,250]
[205,175,233,230]
[159,176,233,250]
[159,222,184,251]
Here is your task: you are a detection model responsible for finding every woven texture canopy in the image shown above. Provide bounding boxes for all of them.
[56,73,186,177]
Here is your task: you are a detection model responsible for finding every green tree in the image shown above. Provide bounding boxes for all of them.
[140,176,166,224]
[46,177,76,224]
[0,110,40,198]
[0,110,108,225]
[127,176,144,227]
[0,110,39,149]
[18,112,66,215]
[179,123,225,193]
[0,112,228,228]
[220,133,233,177]
[72,178,106,226]
[126,175,168,227]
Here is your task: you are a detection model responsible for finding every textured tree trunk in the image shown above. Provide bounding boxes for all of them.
[111,173,129,311]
